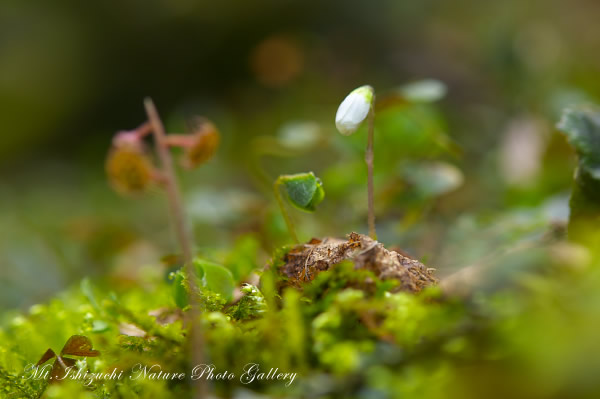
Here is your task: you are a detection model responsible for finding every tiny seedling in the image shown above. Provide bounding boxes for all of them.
[106,99,219,262]
[106,98,219,398]
[35,335,100,383]
[335,85,377,238]
[334,81,447,239]
[274,172,325,243]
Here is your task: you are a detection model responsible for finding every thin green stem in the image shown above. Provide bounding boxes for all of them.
[274,178,299,243]
[366,104,377,239]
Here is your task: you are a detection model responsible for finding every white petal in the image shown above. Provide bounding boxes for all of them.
[335,85,374,135]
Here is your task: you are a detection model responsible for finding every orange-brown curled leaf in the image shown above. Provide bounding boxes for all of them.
[60,335,100,357]
[106,144,155,195]
[36,348,56,366]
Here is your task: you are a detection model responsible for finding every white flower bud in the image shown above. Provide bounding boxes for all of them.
[335,85,374,135]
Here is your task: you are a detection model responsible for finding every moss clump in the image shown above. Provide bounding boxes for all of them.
[227,284,267,321]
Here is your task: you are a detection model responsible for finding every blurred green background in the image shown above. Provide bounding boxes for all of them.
[1,0,599,310]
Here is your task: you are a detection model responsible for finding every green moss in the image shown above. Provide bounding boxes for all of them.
[1,238,599,399]
[227,284,267,320]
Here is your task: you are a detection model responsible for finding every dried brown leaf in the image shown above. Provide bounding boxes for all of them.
[278,232,437,293]
[36,348,56,366]
[60,335,100,357]
[49,356,77,383]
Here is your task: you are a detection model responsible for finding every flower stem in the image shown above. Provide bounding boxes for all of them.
[164,134,195,147]
[112,122,153,148]
[366,104,377,239]
[143,98,207,399]
[135,121,153,138]
[144,99,194,262]
[274,178,299,243]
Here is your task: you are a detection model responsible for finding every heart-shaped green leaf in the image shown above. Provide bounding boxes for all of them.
[279,172,325,212]
[194,259,235,301]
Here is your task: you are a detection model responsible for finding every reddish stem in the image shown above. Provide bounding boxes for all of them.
[366,104,377,239]
[113,122,153,147]
[143,98,207,399]
[134,121,153,138]
[164,134,196,147]
[144,101,194,261]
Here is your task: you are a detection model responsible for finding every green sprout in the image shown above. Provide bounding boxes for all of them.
[335,81,447,239]
[335,85,377,238]
[274,172,325,243]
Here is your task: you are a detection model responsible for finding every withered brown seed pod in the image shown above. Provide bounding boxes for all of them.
[181,119,220,169]
[106,144,155,195]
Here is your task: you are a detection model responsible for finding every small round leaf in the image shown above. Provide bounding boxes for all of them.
[279,172,325,212]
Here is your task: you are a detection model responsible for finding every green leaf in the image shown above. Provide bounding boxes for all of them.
[557,106,600,246]
[194,259,235,301]
[557,106,600,200]
[557,106,600,174]
[171,271,188,309]
[398,79,447,103]
[279,172,325,212]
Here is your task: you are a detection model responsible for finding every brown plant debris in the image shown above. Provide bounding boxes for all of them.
[35,335,100,383]
[279,232,437,293]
